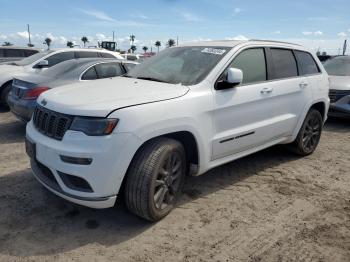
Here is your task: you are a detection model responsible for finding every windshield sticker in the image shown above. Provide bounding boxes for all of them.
[201,48,226,55]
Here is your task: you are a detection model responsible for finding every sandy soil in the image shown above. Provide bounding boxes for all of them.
[0,108,349,262]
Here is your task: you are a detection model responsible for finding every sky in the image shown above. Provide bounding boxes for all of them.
[0,0,349,54]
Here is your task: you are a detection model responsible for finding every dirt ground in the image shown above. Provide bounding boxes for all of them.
[0,108,349,262]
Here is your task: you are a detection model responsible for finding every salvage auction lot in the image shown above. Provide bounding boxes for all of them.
[0,110,349,262]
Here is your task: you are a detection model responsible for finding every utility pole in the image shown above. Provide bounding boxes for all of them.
[27,24,32,46]
[343,40,347,55]
[113,30,115,42]
[177,36,178,46]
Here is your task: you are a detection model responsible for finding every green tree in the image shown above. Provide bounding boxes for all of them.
[44,38,52,50]
[167,39,176,47]
[2,42,13,46]
[66,41,74,48]
[142,46,148,53]
[130,35,135,46]
[81,36,89,47]
[130,45,137,53]
[155,41,161,52]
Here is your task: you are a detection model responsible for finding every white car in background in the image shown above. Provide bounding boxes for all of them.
[0,48,124,107]
[26,40,329,221]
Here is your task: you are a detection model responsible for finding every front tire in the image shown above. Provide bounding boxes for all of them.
[289,109,323,156]
[124,138,186,221]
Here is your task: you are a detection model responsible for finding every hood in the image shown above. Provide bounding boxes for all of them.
[329,75,350,91]
[38,77,190,117]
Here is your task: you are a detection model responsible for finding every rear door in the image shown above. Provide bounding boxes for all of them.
[265,48,313,136]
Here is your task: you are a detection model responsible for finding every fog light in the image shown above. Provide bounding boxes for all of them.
[60,155,93,165]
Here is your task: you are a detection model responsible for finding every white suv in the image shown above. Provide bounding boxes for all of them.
[0,48,124,108]
[25,40,330,221]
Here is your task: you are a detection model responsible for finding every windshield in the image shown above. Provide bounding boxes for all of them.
[15,51,53,66]
[125,46,231,85]
[324,57,350,76]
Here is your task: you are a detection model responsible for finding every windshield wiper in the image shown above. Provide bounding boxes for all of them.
[136,76,168,83]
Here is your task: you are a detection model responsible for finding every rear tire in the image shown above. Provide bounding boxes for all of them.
[124,138,187,222]
[289,109,323,156]
[0,83,12,109]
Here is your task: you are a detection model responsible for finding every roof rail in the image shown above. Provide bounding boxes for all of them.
[249,39,302,46]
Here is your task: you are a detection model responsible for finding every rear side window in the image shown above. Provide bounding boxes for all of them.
[46,52,75,67]
[295,51,320,75]
[230,48,267,84]
[100,52,115,58]
[4,49,23,57]
[77,51,99,58]
[81,66,98,80]
[270,49,298,79]
[0,49,4,57]
[95,63,123,78]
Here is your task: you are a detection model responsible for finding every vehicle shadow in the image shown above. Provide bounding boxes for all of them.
[0,145,302,257]
[324,117,350,133]
[0,118,26,144]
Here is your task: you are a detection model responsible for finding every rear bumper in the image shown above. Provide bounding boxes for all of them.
[7,93,35,122]
[328,95,350,118]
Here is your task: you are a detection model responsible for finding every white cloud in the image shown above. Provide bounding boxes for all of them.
[338,32,347,37]
[302,31,323,36]
[233,8,242,15]
[16,31,31,39]
[79,9,115,22]
[225,35,249,40]
[308,17,328,21]
[0,34,7,40]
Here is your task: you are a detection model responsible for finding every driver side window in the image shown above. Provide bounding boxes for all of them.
[229,48,267,85]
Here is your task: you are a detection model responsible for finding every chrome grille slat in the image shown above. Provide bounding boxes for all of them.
[32,106,73,140]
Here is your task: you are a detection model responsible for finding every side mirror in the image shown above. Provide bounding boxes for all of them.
[36,60,49,68]
[215,68,243,90]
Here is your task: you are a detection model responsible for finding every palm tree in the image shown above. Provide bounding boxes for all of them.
[142,46,148,53]
[167,39,176,48]
[130,45,137,53]
[81,36,89,47]
[2,42,13,46]
[130,35,135,46]
[44,38,52,50]
[66,41,74,48]
[155,41,161,52]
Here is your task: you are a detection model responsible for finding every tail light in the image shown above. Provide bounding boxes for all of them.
[23,86,50,100]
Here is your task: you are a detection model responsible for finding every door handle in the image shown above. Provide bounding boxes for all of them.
[299,82,308,89]
[260,87,273,94]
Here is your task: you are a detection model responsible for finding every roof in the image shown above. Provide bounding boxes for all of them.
[179,39,302,48]
[0,46,41,51]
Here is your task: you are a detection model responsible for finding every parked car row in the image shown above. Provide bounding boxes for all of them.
[0,47,125,107]
[0,40,348,222]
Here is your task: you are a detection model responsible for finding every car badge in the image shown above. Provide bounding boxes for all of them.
[41,99,47,106]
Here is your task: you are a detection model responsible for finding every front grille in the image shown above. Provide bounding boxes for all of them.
[329,90,350,103]
[33,106,73,140]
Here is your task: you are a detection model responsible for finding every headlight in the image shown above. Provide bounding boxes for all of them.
[70,117,118,136]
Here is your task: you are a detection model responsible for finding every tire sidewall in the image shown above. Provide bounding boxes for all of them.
[148,141,186,220]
